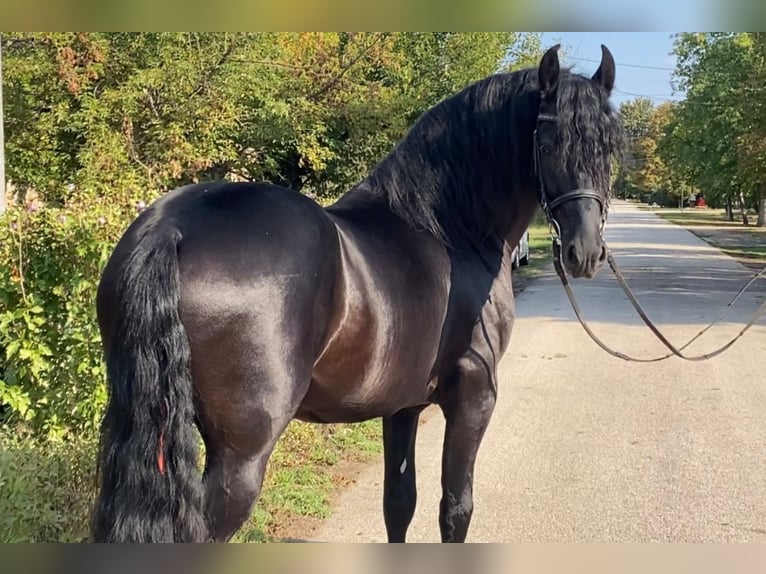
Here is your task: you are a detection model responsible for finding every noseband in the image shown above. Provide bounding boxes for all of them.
[531,112,608,237]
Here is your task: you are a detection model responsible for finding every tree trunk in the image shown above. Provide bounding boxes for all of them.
[738,189,750,226]
[757,186,766,227]
[725,195,734,221]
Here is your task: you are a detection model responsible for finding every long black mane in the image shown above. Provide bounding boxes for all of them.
[363,66,626,251]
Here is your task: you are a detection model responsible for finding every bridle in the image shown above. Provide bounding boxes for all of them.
[532,112,608,237]
[532,108,766,363]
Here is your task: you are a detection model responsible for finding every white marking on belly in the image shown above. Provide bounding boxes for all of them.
[400,458,407,474]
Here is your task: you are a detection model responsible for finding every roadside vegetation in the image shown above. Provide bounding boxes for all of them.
[513,211,555,288]
[6,31,765,542]
[652,207,766,268]
[614,34,766,270]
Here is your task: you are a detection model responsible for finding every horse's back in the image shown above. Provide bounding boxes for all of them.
[173,181,338,284]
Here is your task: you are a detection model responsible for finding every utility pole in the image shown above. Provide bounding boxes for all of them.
[0,36,5,214]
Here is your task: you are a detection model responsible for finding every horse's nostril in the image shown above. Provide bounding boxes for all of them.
[567,244,581,266]
[598,245,607,263]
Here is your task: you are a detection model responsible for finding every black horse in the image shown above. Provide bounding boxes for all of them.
[92,44,625,543]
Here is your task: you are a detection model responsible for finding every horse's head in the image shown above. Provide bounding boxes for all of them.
[532,44,624,279]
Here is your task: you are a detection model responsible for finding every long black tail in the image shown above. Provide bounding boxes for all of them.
[92,226,208,542]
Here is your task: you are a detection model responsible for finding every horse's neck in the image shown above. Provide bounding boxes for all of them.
[488,184,540,247]
[340,90,540,251]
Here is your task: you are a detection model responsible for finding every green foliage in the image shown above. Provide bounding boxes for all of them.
[0,202,129,438]
[658,33,766,222]
[609,33,766,220]
[0,432,97,542]
[2,32,541,205]
[0,32,543,438]
[617,99,676,202]
[619,97,655,141]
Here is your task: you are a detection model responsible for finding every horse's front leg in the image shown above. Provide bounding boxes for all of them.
[437,355,497,542]
[382,405,425,542]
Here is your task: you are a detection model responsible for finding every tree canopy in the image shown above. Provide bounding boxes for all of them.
[614,34,766,225]
[2,32,542,208]
[617,97,675,203]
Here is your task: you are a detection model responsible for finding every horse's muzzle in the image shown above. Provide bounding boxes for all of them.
[562,237,607,279]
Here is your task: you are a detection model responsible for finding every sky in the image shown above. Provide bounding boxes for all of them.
[539,32,684,108]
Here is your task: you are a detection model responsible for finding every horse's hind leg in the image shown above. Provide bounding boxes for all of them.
[382,405,426,542]
[200,405,297,543]
[437,357,497,543]
[192,347,311,543]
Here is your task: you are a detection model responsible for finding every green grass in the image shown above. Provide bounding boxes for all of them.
[514,218,554,279]
[653,208,764,229]
[652,207,766,265]
[232,419,382,542]
[652,207,765,233]
[0,418,382,543]
[655,208,728,226]
[719,245,766,261]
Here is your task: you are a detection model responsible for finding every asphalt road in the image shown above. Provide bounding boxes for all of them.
[314,201,766,543]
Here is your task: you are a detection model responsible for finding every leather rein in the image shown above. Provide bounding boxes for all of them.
[532,111,766,362]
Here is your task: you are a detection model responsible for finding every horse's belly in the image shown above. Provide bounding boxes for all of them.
[297,333,439,423]
[295,385,418,424]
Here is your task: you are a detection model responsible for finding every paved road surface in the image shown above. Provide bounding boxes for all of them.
[313,201,766,542]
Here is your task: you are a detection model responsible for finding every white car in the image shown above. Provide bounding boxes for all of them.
[511,229,530,270]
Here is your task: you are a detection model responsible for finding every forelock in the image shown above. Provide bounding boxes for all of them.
[554,72,626,191]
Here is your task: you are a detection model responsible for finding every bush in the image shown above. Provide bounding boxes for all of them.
[0,200,141,438]
[0,431,97,542]
[0,198,157,541]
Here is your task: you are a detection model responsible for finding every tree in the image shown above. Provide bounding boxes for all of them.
[734,33,766,226]
[3,33,278,205]
[616,98,676,204]
[2,33,543,207]
[620,97,654,141]
[662,33,766,225]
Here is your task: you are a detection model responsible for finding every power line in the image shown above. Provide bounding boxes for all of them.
[615,90,758,110]
[613,88,680,101]
[558,51,682,102]
[563,54,676,72]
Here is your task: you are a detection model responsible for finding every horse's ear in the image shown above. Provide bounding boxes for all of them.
[592,44,616,95]
[538,44,561,98]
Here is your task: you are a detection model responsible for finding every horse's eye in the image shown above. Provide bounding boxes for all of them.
[540,144,552,155]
